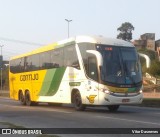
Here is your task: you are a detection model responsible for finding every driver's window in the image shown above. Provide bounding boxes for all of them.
[88,56,98,81]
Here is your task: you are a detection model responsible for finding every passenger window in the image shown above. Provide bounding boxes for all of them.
[51,48,64,68]
[39,51,52,69]
[24,56,32,71]
[64,45,80,69]
[32,54,40,71]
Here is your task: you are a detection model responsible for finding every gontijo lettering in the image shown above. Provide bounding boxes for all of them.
[20,73,39,81]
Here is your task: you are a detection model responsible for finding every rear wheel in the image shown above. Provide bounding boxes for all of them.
[25,91,32,106]
[19,92,26,105]
[107,105,120,112]
[25,91,37,106]
[73,91,86,111]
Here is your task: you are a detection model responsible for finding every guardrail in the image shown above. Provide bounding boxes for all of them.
[143,84,160,99]
[143,84,160,90]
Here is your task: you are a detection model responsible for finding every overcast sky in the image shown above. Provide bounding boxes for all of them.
[0,0,160,60]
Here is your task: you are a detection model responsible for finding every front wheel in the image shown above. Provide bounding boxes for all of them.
[107,105,120,112]
[73,91,86,111]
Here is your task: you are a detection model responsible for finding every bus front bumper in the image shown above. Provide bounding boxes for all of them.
[102,92,143,105]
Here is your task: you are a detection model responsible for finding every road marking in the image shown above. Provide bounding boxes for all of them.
[0,104,72,114]
[96,115,160,126]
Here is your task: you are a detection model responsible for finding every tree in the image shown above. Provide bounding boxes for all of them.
[117,22,134,41]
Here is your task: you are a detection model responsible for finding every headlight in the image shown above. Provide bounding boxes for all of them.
[139,86,143,93]
[102,89,110,94]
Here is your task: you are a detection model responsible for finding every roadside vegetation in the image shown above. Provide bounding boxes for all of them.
[0,65,9,90]
[138,48,160,78]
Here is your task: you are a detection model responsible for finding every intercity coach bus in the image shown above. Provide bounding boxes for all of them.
[9,35,143,111]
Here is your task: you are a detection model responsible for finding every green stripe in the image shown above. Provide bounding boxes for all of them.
[39,67,66,96]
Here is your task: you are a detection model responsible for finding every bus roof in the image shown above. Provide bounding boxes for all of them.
[75,35,134,47]
[10,35,134,60]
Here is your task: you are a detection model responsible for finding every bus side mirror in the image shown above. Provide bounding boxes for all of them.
[138,53,151,68]
[86,50,103,67]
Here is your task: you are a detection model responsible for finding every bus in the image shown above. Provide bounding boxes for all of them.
[9,35,143,111]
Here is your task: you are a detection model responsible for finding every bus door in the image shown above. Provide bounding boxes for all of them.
[85,54,99,105]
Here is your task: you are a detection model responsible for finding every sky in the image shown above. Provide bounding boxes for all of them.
[0,0,160,60]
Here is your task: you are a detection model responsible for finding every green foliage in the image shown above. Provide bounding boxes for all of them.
[147,60,160,77]
[138,49,160,77]
[0,65,9,90]
[117,22,134,41]
[138,49,156,60]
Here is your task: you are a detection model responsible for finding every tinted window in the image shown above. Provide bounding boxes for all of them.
[64,45,80,69]
[88,56,98,81]
[31,54,40,71]
[24,56,32,71]
[10,58,24,73]
[78,43,98,81]
[51,48,64,68]
[39,51,52,69]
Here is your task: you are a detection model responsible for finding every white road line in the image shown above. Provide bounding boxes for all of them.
[0,104,72,114]
[96,115,160,126]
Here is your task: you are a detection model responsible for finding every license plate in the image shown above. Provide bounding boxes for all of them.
[122,99,130,103]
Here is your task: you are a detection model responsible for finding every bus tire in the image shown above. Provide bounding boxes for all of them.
[107,105,120,112]
[73,91,85,111]
[19,91,26,105]
[25,91,37,106]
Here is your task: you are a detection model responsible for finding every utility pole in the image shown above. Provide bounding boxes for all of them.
[0,45,4,91]
[65,19,72,38]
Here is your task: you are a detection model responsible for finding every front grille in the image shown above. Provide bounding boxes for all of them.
[110,92,140,97]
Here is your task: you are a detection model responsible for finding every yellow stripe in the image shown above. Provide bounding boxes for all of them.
[10,43,57,60]
[107,86,128,93]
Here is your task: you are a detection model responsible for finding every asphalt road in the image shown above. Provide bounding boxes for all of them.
[0,97,160,137]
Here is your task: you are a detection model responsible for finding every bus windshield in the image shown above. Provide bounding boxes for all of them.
[96,45,142,85]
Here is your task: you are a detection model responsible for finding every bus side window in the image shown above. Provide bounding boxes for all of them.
[24,56,32,71]
[32,54,40,71]
[51,48,63,68]
[88,56,98,81]
[10,60,16,73]
[64,45,80,69]
[19,58,24,72]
